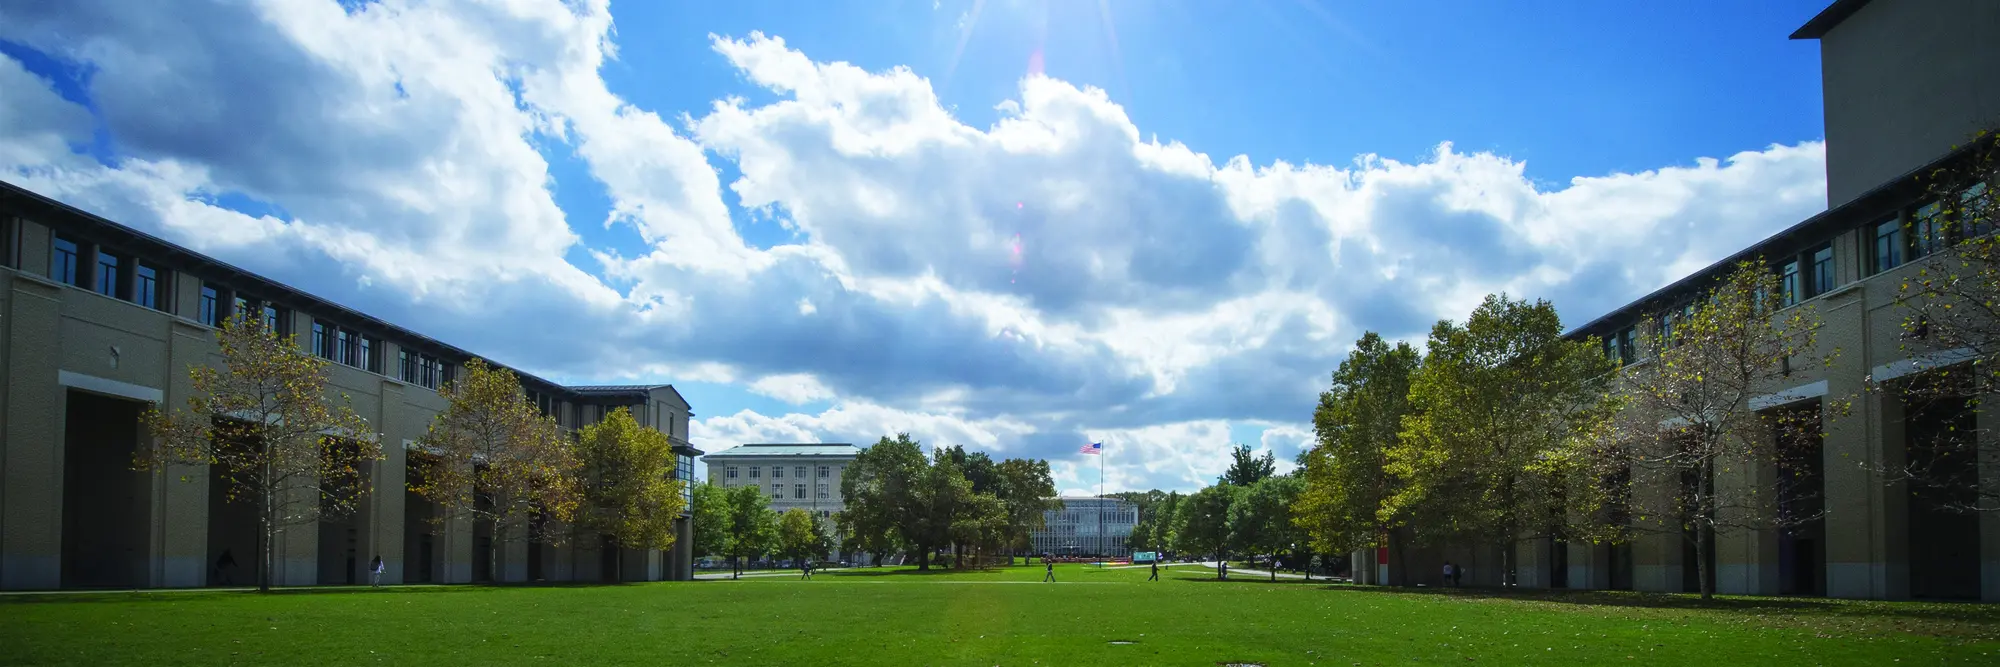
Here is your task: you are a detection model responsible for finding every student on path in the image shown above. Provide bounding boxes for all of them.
[1453,563,1464,588]
[1147,559,1159,581]
[369,555,385,587]
[1044,556,1055,582]
[1443,562,1454,587]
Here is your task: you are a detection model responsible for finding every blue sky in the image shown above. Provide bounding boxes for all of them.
[0,0,1834,493]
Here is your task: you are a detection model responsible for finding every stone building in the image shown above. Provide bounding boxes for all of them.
[0,183,702,590]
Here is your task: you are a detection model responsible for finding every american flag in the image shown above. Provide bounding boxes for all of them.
[1079,442,1103,455]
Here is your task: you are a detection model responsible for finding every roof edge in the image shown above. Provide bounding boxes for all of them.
[1790,0,1872,40]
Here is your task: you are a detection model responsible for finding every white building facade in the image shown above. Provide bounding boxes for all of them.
[702,443,860,560]
[1030,496,1137,558]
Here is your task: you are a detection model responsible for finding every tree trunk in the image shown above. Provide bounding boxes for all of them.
[260,464,275,593]
[917,544,931,570]
[1391,529,1409,588]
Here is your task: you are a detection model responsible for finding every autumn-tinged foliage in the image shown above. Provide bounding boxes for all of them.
[1594,262,1834,599]
[138,314,380,592]
[1296,332,1420,562]
[577,407,685,555]
[409,359,581,579]
[1387,294,1616,579]
[1883,128,2000,513]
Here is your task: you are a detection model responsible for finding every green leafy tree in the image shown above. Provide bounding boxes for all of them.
[1388,294,1616,585]
[138,314,379,592]
[1295,332,1420,579]
[409,358,581,583]
[576,407,684,580]
[722,484,778,578]
[1597,263,1834,599]
[777,508,829,565]
[911,448,975,569]
[993,458,1061,559]
[1219,445,1277,486]
[949,493,1011,567]
[690,482,731,560]
[1174,483,1243,578]
[1229,474,1306,580]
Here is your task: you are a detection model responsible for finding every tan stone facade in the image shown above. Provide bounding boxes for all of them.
[0,184,701,590]
[1357,0,2000,601]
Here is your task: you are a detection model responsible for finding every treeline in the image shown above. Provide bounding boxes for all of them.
[690,434,1059,573]
[1291,269,1832,599]
[1121,446,1312,581]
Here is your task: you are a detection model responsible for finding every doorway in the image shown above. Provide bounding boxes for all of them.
[60,390,151,589]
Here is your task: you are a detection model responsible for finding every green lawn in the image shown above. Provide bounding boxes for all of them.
[2,563,1995,666]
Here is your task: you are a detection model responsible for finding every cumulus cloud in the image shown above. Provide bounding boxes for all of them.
[0,1,1828,492]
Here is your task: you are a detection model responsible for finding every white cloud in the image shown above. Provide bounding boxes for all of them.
[0,1,1830,493]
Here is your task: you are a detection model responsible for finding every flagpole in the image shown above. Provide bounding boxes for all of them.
[1098,443,1104,568]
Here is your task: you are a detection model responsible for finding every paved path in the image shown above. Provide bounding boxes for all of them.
[694,568,850,580]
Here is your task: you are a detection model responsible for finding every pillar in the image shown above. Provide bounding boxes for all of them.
[2,275,63,590]
[1823,389,1909,599]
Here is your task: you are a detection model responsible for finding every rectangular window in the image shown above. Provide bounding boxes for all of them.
[263,304,285,335]
[771,484,782,497]
[794,484,806,500]
[750,467,760,479]
[1872,217,1903,274]
[1604,336,1621,365]
[399,349,415,382]
[816,483,829,500]
[1660,312,1676,350]
[359,336,376,373]
[794,466,806,479]
[312,321,332,359]
[1808,245,1834,297]
[199,285,221,326]
[727,467,739,479]
[1617,327,1637,362]
[772,466,784,479]
[95,252,121,298]
[440,363,455,388]
[1912,200,1947,259]
[336,328,355,366]
[1779,259,1801,307]
[419,355,438,389]
[818,466,829,479]
[1963,182,1994,239]
[52,236,80,286]
[231,296,249,324]
[135,264,159,310]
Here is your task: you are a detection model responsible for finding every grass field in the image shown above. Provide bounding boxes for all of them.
[3,563,1996,666]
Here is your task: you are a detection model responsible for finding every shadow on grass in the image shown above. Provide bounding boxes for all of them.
[1322,584,2000,623]
[0,581,658,605]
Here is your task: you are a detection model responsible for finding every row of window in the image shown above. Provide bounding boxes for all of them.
[53,235,170,311]
[761,483,831,500]
[1602,181,1994,366]
[725,465,836,479]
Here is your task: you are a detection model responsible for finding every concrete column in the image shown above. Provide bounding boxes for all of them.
[2,277,63,590]
[277,483,319,586]
[152,319,216,589]
[1824,389,1909,599]
[1630,462,1684,592]
[1515,538,1551,588]
[498,522,529,583]
[444,508,474,584]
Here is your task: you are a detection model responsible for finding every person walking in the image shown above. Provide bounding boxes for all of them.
[216,549,237,586]
[1443,562,1455,588]
[1044,556,1056,582]
[1453,563,1464,588]
[1147,559,1159,581]
[369,555,385,587]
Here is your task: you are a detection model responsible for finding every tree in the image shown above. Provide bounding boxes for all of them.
[1150,491,1183,556]
[1174,483,1242,578]
[911,448,975,569]
[722,484,778,578]
[1387,294,1616,586]
[1879,128,2000,513]
[948,493,1010,567]
[1229,474,1306,580]
[1219,445,1277,486]
[777,508,828,565]
[841,434,937,568]
[139,314,379,592]
[1598,262,1832,599]
[1295,332,1420,577]
[690,482,731,561]
[993,458,1060,559]
[407,358,581,583]
[576,407,684,580]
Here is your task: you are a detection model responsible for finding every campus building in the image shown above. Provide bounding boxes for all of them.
[703,443,860,560]
[1029,496,1137,558]
[0,182,703,590]
[1351,0,2000,601]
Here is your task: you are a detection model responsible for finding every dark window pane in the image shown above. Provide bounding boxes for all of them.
[52,237,79,286]
[360,337,376,373]
[232,296,248,323]
[96,253,120,298]
[312,322,330,359]
[1810,246,1834,296]
[136,264,159,309]
[1913,201,1947,258]
[1874,218,1903,273]
[263,305,282,334]
[1780,260,1800,307]
[199,285,220,326]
